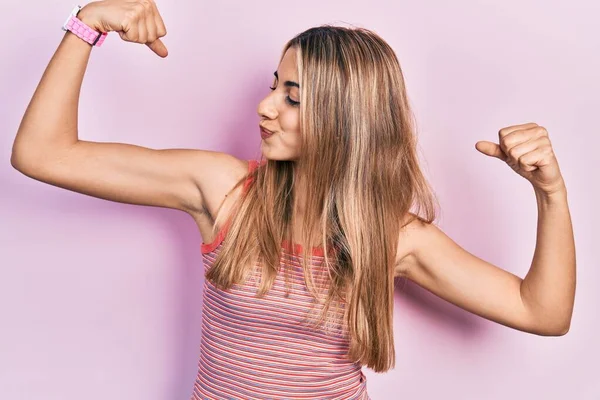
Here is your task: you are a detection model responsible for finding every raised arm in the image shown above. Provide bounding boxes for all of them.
[394,123,575,337]
[10,1,243,215]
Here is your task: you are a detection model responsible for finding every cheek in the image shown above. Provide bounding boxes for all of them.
[279,110,300,134]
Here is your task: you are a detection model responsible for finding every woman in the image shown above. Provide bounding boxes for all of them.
[10,1,576,399]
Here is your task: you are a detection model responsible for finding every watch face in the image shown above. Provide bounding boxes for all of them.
[61,5,82,31]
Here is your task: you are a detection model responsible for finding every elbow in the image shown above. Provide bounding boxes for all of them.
[556,321,571,336]
[10,138,29,171]
[554,314,572,336]
[10,150,25,171]
[534,320,570,336]
[11,137,77,173]
[10,135,41,172]
[550,325,570,337]
[11,140,51,174]
[11,148,42,178]
[10,149,34,174]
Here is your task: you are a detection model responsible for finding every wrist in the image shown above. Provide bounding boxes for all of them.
[62,4,108,47]
[77,4,101,32]
[534,185,568,206]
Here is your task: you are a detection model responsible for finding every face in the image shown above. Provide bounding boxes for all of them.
[257,47,302,161]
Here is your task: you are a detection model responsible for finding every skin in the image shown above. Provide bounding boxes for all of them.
[256,47,310,216]
[12,6,573,336]
[256,48,575,337]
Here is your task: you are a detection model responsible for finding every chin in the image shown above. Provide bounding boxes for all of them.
[260,153,298,162]
[261,147,294,161]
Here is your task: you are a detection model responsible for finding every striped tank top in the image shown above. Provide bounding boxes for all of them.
[190,160,370,400]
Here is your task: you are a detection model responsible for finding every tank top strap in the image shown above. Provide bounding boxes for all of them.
[242,159,260,194]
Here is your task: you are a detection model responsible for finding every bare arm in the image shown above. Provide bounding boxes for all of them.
[519,188,575,334]
[11,30,92,160]
[396,188,574,337]
[395,123,575,336]
[10,3,241,214]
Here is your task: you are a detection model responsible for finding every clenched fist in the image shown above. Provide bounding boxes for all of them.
[78,0,168,57]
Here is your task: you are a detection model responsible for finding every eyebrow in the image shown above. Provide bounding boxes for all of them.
[274,71,299,88]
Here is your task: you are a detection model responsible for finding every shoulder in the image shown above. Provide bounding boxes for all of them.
[192,152,251,217]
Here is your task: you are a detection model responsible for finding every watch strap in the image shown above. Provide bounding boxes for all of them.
[62,5,107,47]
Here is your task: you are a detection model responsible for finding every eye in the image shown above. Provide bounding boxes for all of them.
[285,96,300,106]
[269,85,300,107]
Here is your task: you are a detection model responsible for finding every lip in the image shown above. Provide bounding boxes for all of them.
[260,125,275,139]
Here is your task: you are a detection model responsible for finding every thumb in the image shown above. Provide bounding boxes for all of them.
[475,141,506,161]
[147,38,168,58]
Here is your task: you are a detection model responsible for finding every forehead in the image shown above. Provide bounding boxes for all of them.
[278,47,298,78]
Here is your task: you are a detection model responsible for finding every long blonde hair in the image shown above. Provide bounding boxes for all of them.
[205,25,438,373]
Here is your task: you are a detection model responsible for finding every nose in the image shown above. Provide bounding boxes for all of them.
[257,91,278,120]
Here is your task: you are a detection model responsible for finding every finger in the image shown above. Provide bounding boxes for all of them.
[501,126,546,155]
[498,122,538,140]
[146,1,168,57]
[506,136,541,168]
[145,17,157,43]
[141,0,158,42]
[518,148,547,172]
[137,13,148,43]
[151,1,167,37]
[147,38,169,57]
[118,10,138,42]
[475,141,507,161]
[500,128,529,155]
[520,144,554,168]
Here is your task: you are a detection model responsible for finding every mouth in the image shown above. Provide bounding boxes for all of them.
[260,125,275,139]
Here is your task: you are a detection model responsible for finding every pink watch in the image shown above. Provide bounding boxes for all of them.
[61,5,108,47]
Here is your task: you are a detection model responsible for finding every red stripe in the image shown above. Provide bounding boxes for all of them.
[190,159,369,399]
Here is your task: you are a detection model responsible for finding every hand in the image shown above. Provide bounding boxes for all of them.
[475,122,566,196]
[78,0,168,58]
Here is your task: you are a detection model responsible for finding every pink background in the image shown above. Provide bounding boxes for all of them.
[1,0,598,399]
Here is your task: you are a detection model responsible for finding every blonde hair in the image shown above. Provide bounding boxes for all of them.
[205,25,438,373]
